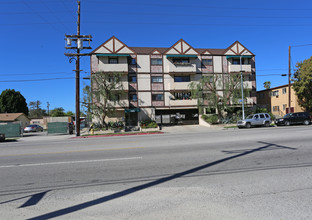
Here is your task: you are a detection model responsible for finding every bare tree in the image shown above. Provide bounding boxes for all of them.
[189,73,249,120]
[82,71,126,129]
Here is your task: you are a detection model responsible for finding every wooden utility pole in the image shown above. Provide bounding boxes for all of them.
[75,0,81,136]
[288,46,291,113]
[64,1,92,136]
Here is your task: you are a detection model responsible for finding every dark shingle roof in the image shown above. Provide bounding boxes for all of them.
[129,47,226,55]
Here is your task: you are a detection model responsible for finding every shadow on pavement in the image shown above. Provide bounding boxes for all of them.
[0,191,50,208]
[27,141,297,220]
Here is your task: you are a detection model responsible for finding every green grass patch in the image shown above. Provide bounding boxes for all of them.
[223,126,237,129]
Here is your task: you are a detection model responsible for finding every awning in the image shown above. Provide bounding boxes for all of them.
[125,108,141,113]
[166,54,197,58]
[96,54,130,57]
[226,55,253,59]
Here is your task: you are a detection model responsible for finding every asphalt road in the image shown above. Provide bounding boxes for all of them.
[0,125,312,220]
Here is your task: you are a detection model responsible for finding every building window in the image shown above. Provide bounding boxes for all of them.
[283,104,287,111]
[232,58,240,65]
[231,58,251,65]
[270,90,279,97]
[151,76,163,83]
[273,106,279,112]
[129,94,137,102]
[108,57,118,64]
[152,94,164,101]
[151,58,162,65]
[130,58,136,65]
[174,76,190,82]
[174,92,191,100]
[282,88,287,94]
[202,59,212,66]
[242,58,251,64]
[173,58,190,65]
[128,75,137,83]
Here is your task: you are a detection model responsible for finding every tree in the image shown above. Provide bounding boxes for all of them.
[28,100,47,118]
[0,89,28,115]
[65,111,74,116]
[292,56,312,112]
[189,73,249,120]
[263,81,271,89]
[82,71,125,128]
[50,107,66,117]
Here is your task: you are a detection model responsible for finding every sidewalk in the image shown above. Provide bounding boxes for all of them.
[8,124,237,142]
[161,124,235,134]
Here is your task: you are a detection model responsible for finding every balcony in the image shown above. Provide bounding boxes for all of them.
[169,99,197,106]
[169,63,197,73]
[99,64,128,73]
[170,82,194,90]
[108,99,129,108]
[229,64,251,73]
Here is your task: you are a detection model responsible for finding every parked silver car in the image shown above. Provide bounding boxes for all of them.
[237,113,271,128]
[24,124,44,133]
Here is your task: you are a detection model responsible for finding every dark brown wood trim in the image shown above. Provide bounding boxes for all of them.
[115,45,126,53]
[113,37,115,53]
[103,45,113,53]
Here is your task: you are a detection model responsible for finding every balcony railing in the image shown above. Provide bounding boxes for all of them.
[99,64,128,73]
[229,64,251,73]
[169,99,197,106]
[169,63,196,73]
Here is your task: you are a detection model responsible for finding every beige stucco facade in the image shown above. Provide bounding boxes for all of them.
[90,36,257,126]
[257,84,305,117]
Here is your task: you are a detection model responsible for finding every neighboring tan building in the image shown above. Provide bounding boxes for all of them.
[0,113,30,128]
[257,84,305,117]
[90,36,257,126]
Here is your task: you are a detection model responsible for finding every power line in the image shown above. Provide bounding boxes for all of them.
[21,0,65,34]
[291,43,312,47]
[87,0,312,11]
[2,10,312,20]
[82,10,312,19]
[4,21,312,27]
[39,0,71,31]
[256,68,288,71]
[83,21,312,27]
[0,72,75,76]
[0,11,71,15]
[0,22,72,26]
[0,77,75,82]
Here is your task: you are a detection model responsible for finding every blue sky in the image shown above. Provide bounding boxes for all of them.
[1,0,312,112]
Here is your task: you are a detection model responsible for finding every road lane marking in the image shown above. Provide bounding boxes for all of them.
[0,157,142,168]
[0,146,144,157]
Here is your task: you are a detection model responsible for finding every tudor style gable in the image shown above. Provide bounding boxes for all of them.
[224,41,254,56]
[91,36,135,54]
[165,39,199,55]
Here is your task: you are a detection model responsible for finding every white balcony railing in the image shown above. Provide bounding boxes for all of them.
[169,63,196,73]
[228,64,251,73]
[99,64,128,72]
[169,99,197,106]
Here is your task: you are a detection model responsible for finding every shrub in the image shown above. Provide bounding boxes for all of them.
[202,114,219,124]
[140,120,158,128]
[108,121,124,129]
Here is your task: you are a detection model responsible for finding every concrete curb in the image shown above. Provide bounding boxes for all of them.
[72,131,164,139]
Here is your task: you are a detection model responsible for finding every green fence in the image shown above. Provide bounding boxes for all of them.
[0,123,21,138]
[47,122,68,134]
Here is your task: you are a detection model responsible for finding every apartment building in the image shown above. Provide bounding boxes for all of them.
[257,84,304,117]
[90,36,256,126]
